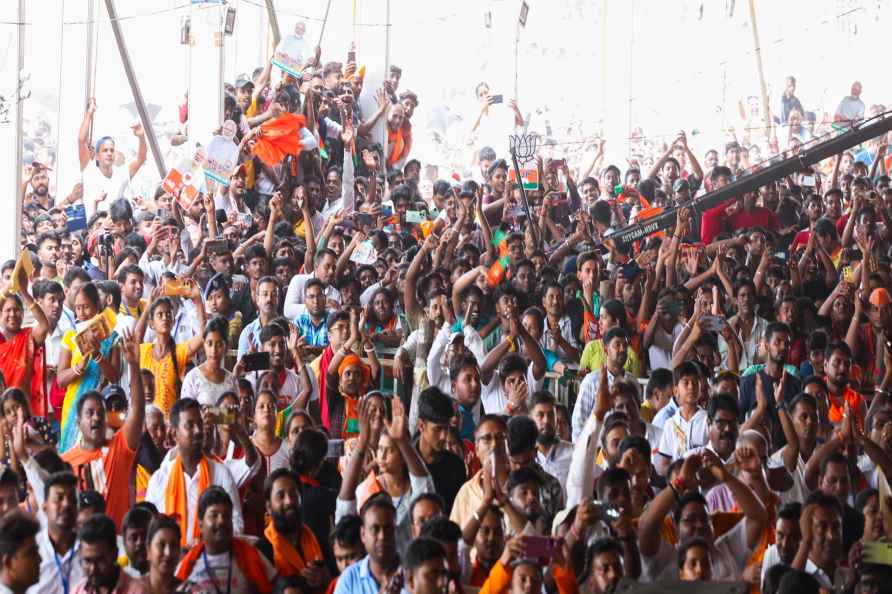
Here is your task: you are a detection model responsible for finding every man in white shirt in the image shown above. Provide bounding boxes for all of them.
[759,503,802,589]
[793,493,848,591]
[77,99,147,219]
[320,144,356,218]
[530,393,573,494]
[146,398,244,546]
[283,249,340,319]
[637,451,767,582]
[572,328,634,441]
[480,309,547,414]
[28,472,82,594]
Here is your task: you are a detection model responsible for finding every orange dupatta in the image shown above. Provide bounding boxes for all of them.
[262,523,323,577]
[387,127,406,167]
[165,455,210,547]
[251,113,306,167]
[177,538,273,594]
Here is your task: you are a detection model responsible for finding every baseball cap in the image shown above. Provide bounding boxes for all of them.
[673,178,690,192]
[234,74,254,90]
[102,384,127,403]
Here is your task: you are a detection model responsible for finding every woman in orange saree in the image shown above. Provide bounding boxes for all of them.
[0,283,50,417]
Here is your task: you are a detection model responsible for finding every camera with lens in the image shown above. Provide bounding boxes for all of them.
[99,232,114,253]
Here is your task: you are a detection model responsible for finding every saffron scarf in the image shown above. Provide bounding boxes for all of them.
[176,538,273,594]
[251,113,306,167]
[387,126,406,167]
[165,455,210,547]
[262,523,322,577]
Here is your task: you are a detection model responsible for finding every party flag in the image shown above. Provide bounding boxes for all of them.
[486,255,510,287]
[508,168,539,190]
[491,227,509,257]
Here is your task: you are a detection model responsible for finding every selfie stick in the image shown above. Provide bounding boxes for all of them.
[508,134,541,246]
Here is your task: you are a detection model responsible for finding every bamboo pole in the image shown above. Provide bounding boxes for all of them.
[746,0,772,141]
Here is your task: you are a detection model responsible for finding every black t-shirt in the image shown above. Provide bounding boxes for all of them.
[738,370,802,449]
[414,440,467,515]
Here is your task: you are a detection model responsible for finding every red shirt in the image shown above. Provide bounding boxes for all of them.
[700,203,779,243]
[728,207,779,233]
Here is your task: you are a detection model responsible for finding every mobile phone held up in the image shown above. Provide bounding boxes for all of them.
[489,94,504,104]
[242,352,271,372]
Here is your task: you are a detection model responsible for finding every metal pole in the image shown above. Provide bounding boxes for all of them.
[12,0,25,255]
[509,149,539,246]
[746,0,772,141]
[381,0,391,151]
[264,0,281,47]
[103,0,167,178]
[317,0,333,49]
[84,0,95,105]
[513,22,519,101]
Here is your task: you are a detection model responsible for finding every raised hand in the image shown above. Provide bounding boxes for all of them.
[774,372,786,407]
[701,449,730,482]
[119,328,140,366]
[384,396,409,442]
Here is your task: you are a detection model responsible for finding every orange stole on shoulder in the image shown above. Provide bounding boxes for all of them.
[165,455,210,547]
[262,523,323,576]
[177,538,273,594]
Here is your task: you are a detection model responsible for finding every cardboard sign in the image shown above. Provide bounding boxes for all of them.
[10,249,33,293]
[349,240,378,265]
[204,121,239,187]
[75,309,116,356]
[162,148,207,209]
[271,27,306,78]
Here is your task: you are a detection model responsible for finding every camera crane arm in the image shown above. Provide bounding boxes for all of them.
[606,113,892,247]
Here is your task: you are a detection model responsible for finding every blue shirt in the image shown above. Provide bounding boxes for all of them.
[333,557,408,594]
[295,312,329,347]
[237,317,263,359]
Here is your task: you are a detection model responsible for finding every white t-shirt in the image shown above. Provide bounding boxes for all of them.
[82,161,131,219]
[481,362,544,414]
[247,368,314,409]
[656,408,709,463]
[182,366,240,406]
[177,546,276,594]
[769,448,812,505]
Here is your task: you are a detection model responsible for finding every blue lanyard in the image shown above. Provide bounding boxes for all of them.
[53,541,75,594]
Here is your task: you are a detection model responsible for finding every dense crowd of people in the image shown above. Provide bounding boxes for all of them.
[4,36,892,594]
